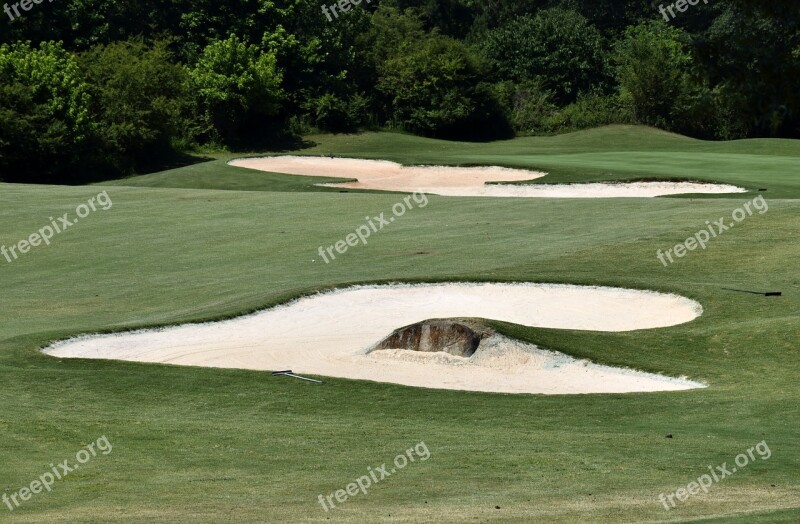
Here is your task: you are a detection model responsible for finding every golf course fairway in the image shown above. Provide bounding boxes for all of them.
[1,126,798,522]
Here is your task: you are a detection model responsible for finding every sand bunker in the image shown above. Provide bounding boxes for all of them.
[44,283,706,394]
[228,156,746,198]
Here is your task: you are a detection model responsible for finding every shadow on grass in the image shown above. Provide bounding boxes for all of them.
[229,134,317,154]
[1,131,318,186]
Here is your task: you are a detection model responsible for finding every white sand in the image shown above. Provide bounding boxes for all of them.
[44,283,706,394]
[228,156,746,198]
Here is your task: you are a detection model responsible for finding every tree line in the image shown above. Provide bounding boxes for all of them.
[1,0,798,183]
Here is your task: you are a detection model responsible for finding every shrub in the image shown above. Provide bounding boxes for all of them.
[545,92,630,133]
[480,8,607,104]
[378,35,510,139]
[80,39,187,172]
[614,21,694,130]
[308,93,370,133]
[492,81,558,135]
[0,41,93,183]
[187,35,283,146]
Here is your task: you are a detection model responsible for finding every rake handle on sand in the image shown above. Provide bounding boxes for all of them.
[271,370,324,384]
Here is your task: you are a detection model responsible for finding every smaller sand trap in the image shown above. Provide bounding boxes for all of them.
[228,156,746,198]
[43,283,706,394]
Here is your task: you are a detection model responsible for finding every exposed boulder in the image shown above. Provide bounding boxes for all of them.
[370,320,492,357]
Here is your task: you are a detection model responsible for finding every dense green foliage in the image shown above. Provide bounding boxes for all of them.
[187,35,284,146]
[378,35,509,138]
[80,40,187,173]
[1,0,798,181]
[479,8,606,104]
[0,41,93,182]
[614,22,694,130]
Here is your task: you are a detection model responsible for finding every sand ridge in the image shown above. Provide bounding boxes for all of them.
[44,283,706,394]
[228,155,746,198]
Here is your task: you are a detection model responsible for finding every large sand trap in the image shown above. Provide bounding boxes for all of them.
[228,156,746,198]
[44,283,706,394]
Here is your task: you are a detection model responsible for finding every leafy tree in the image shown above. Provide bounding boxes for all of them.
[492,80,557,135]
[292,5,374,121]
[479,8,607,104]
[546,91,630,133]
[0,41,93,183]
[700,1,800,137]
[614,21,693,129]
[80,39,187,171]
[362,6,427,124]
[382,0,475,38]
[365,5,426,66]
[565,0,655,35]
[378,35,509,138]
[187,35,284,145]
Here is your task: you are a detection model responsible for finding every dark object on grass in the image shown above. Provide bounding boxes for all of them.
[665,434,673,439]
[271,370,324,383]
[722,288,782,297]
[758,188,767,191]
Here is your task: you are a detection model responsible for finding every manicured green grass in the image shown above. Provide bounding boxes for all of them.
[104,126,800,198]
[1,126,799,522]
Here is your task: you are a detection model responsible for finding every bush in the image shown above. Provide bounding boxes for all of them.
[80,39,187,172]
[307,93,370,133]
[480,8,608,104]
[492,81,558,135]
[0,41,93,183]
[545,92,630,133]
[378,35,510,139]
[614,21,694,130]
[187,35,284,146]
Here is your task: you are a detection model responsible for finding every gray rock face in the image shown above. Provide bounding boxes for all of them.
[371,320,491,357]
